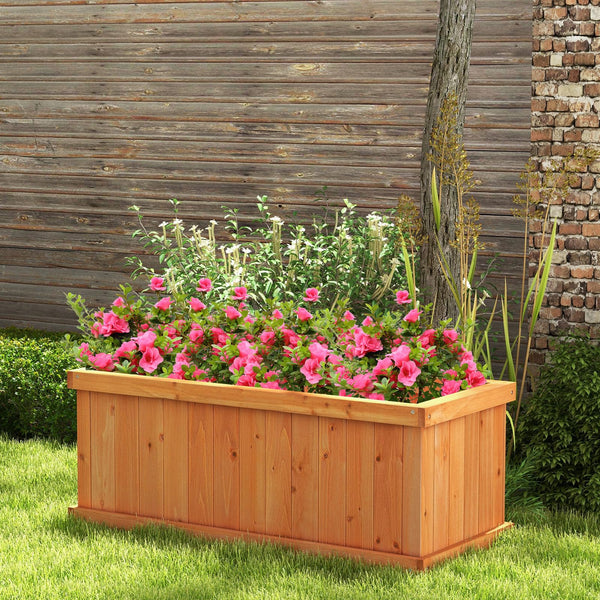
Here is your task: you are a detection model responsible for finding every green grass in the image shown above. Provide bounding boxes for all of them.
[2,436,600,600]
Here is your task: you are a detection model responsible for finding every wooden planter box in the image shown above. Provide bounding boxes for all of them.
[67,369,514,570]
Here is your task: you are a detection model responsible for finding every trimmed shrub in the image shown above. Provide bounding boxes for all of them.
[0,330,79,443]
[520,336,600,513]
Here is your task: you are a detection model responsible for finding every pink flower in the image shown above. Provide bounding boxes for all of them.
[189,297,206,311]
[260,331,276,345]
[362,316,375,327]
[88,353,115,371]
[353,328,383,357]
[398,360,421,387]
[112,297,126,308]
[244,315,256,324]
[348,373,374,394]
[343,310,355,321]
[390,344,411,367]
[189,324,204,344]
[136,330,157,352]
[196,278,212,292]
[467,370,486,388]
[260,381,282,390]
[295,307,313,321]
[395,290,411,305]
[78,342,93,361]
[443,329,459,346]
[271,309,284,320]
[139,346,163,374]
[225,305,241,319]
[154,297,173,311]
[441,379,462,396]
[233,286,248,301]
[150,276,166,292]
[403,308,422,323]
[99,311,130,336]
[300,358,322,384]
[373,356,393,376]
[308,341,329,362]
[368,393,385,401]
[114,340,137,359]
[418,329,436,348]
[303,288,319,303]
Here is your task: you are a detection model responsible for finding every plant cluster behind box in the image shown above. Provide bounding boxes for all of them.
[519,335,600,513]
[0,330,78,443]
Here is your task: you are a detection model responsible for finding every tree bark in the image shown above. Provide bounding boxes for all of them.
[419,0,476,325]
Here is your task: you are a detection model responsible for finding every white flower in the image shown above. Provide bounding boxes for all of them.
[159,221,169,228]
[241,247,252,255]
[210,219,218,226]
[172,218,183,226]
[270,216,284,225]
[462,278,472,290]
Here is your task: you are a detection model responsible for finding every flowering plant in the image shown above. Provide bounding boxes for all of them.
[67,278,487,404]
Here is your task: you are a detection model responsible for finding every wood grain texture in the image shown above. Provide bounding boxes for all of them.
[0,0,531,330]
[76,391,92,509]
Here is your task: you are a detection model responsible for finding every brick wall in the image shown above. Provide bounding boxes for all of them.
[531,0,600,368]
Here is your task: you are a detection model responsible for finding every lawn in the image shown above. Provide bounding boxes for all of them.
[1,436,600,600]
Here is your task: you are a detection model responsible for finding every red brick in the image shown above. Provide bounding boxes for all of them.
[564,237,589,250]
[575,53,596,66]
[554,113,575,126]
[587,280,600,293]
[553,39,567,52]
[584,83,600,96]
[533,67,546,82]
[546,6,569,17]
[576,208,590,220]
[564,307,586,322]
[533,53,551,67]
[582,223,600,236]
[532,98,547,111]
[532,128,553,141]
[586,296,596,308]
[571,265,594,278]
[579,21,595,35]
[540,38,553,51]
[551,265,571,278]
[569,5,591,18]
[566,38,590,52]
[564,129,583,142]
[562,53,575,65]
[568,69,581,82]
[534,21,555,36]
[560,294,572,307]
[533,113,555,126]
[559,223,582,235]
[575,114,600,127]
[588,207,599,219]
[556,19,577,35]
[572,295,585,308]
[552,143,576,156]
[546,99,570,111]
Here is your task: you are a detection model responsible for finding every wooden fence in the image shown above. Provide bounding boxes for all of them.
[0,0,531,330]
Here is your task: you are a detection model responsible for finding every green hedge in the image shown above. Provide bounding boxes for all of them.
[0,329,79,443]
[520,335,600,513]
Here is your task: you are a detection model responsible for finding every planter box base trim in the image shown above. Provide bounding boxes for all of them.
[69,506,513,571]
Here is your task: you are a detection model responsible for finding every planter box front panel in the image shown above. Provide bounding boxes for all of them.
[70,371,513,569]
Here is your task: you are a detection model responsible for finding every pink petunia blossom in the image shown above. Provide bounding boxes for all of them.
[260,330,276,345]
[271,309,284,320]
[188,324,204,344]
[233,286,248,301]
[295,307,313,321]
[189,297,206,312]
[343,310,355,321]
[308,341,329,362]
[112,296,126,308]
[441,379,462,396]
[403,308,422,323]
[348,373,374,394]
[154,297,173,311]
[395,290,411,305]
[88,353,115,371]
[397,360,421,387]
[303,288,320,303]
[353,328,383,357]
[467,369,486,387]
[225,305,241,319]
[78,342,93,361]
[373,356,393,376]
[139,346,163,374]
[150,276,166,292]
[361,316,375,327]
[196,278,212,292]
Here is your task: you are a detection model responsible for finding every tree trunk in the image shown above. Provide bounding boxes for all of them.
[419,0,476,325]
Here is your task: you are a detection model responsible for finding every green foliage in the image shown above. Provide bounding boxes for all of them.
[519,336,600,513]
[0,330,79,443]
[128,194,413,316]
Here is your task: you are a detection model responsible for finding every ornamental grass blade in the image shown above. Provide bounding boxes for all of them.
[529,220,557,336]
[400,236,416,304]
[502,280,517,382]
[467,246,478,286]
[431,167,441,232]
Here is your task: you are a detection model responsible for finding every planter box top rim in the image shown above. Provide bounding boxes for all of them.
[68,368,514,428]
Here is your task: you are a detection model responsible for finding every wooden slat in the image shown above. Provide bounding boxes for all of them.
[463,413,481,539]
[239,408,266,534]
[448,417,466,546]
[213,406,240,530]
[90,392,115,512]
[188,403,214,526]
[76,391,92,508]
[373,423,403,554]
[290,414,319,541]
[345,421,374,550]
[138,396,164,519]
[318,417,346,546]
[478,408,496,534]
[114,394,139,515]
[401,426,422,557]
[265,411,292,537]
[163,399,189,522]
[433,422,450,552]
[492,405,507,527]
